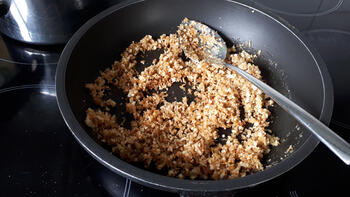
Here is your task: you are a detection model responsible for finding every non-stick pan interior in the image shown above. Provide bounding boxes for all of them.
[59,0,332,192]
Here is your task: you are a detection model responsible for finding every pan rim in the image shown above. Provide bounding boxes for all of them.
[56,0,333,193]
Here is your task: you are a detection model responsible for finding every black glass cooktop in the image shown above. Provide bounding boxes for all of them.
[1,0,350,196]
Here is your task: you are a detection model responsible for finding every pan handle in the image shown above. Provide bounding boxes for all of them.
[223,62,350,165]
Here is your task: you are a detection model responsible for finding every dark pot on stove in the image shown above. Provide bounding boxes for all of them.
[0,0,118,44]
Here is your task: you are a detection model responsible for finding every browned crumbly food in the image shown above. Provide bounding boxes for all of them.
[285,145,294,154]
[177,18,204,61]
[85,23,279,180]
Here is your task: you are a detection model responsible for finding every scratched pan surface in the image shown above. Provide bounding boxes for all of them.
[56,0,333,194]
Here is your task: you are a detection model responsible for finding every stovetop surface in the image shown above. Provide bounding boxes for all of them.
[1,0,350,196]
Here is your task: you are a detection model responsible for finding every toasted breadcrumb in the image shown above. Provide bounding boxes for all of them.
[285,145,294,154]
[85,21,279,180]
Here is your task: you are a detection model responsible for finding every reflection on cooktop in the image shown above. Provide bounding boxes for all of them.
[0,33,61,93]
[0,60,57,89]
[303,29,350,128]
[0,87,111,196]
[0,34,62,65]
[249,0,343,16]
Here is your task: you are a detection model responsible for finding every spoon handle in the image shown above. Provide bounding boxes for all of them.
[223,62,350,165]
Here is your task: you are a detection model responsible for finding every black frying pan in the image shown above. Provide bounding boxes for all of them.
[56,0,333,194]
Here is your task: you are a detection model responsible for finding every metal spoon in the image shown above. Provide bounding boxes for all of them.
[179,19,350,165]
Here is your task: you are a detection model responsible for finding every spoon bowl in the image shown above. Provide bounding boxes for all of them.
[179,19,227,63]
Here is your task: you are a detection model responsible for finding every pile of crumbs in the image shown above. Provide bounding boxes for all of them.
[85,20,279,180]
